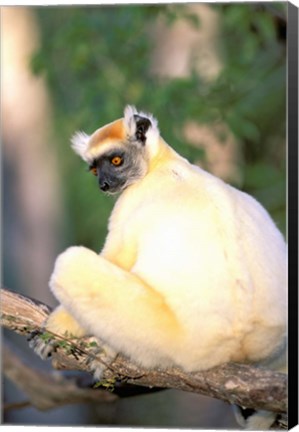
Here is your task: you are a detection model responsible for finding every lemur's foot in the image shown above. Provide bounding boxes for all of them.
[28,330,117,382]
[232,404,277,430]
[28,329,58,359]
[83,337,117,381]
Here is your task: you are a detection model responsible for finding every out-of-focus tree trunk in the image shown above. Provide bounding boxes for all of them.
[150,4,244,186]
[2,7,62,305]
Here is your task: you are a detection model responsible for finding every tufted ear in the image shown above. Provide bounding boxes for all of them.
[70,131,90,162]
[124,105,160,147]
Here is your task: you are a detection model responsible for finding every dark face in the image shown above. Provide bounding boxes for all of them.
[89,145,147,194]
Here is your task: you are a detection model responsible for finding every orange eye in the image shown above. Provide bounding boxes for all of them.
[111,156,122,166]
[90,166,98,176]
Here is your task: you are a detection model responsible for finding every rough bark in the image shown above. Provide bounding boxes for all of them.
[1,287,287,415]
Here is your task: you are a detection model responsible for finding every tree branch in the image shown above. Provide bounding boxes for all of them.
[1,287,287,414]
[3,342,117,411]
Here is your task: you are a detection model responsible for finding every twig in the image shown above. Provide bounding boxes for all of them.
[3,400,31,412]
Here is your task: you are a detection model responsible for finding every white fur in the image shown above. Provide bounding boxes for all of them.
[49,150,287,369]
[70,131,90,162]
[43,108,287,429]
[84,140,121,163]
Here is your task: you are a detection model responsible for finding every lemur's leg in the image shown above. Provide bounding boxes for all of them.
[29,304,116,380]
[49,246,181,368]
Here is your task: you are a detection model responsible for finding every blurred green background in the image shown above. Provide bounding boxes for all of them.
[2,2,286,427]
[32,2,286,252]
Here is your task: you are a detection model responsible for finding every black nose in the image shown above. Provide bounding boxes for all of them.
[100,181,110,191]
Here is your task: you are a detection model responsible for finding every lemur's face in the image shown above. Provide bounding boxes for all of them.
[71,106,160,194]
[88,143,147,194]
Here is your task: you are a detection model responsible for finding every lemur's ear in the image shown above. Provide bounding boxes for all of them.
[124,105,160,147]
[71,131,90,162]
[133,115,152,144]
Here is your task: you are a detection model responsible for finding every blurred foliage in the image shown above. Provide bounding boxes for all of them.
[31,3,286,250]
